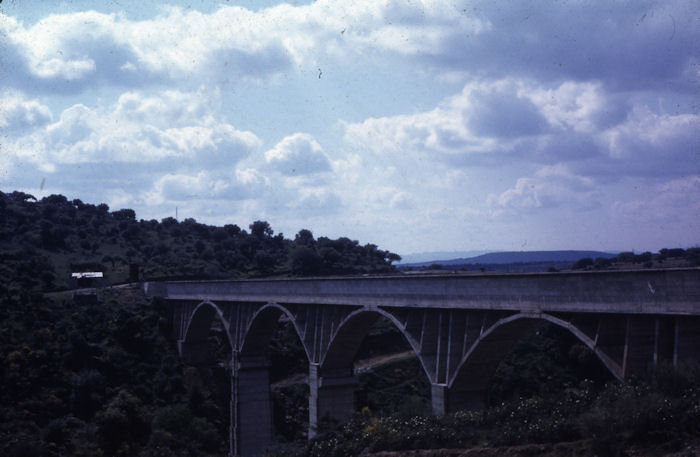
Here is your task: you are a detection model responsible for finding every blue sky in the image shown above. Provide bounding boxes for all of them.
[1,0,698,256]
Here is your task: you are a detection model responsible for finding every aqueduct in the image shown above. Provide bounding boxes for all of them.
[145,268,700,456]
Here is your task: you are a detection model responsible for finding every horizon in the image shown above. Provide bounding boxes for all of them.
[6,187,696,261]
[1,1,698,255]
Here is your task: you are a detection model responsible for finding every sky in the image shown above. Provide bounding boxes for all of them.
[1,0,698,256]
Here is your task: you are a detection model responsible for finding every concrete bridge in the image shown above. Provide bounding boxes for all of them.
[145,268,700,457]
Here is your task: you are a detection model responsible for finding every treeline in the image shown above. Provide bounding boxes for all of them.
[573,248,700,270]
[0,191,400,293]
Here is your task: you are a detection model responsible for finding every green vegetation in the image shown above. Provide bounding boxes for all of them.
[0,191,401,292]
[292,368,700,457]
[267,327,700,457]
[2,190,698,456]
[0,190,399,456]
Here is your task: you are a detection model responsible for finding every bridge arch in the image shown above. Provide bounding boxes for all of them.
[240,302,311,362]
[235,302,313,455]
[180,300,233,365]
[321,307,426,376]
[447,312,621,412]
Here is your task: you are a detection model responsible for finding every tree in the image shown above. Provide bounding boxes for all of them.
[9,191,37,202]
[112,208,136,221]
[386,252,402,264]
[295,229,315,246]
[290,245,321,275]
[573,257,594,270]
[250,220,273,239]
[253,251,276,274]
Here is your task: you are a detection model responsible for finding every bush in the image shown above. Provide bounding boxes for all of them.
[151,404,221,454]
[572,257,594,270]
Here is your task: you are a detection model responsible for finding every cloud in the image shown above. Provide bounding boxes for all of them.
[1,11,149,93]
[344,79,589,163]
[0,92,52,135]
[1,88,262,212]
[3,1,696,96]
[8,89,260,167]
[433,1,698,91]
[264,133,331,175]
[150,168,266,202]
[490,164,601,211]
[459,82,549,139]
[345,76,699,184]
[612,175,700,226]
[529,82,627,134]
[288,187,343,215]
[599,108,700,178]
[113,90,215,128]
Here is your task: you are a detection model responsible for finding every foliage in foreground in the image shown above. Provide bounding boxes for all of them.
[0,288,226,457]
[266,365,700,457]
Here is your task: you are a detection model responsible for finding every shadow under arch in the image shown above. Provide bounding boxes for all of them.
[236,302,312,452]
[321,307,428,379]
[180,300,233,365]
[312,307,433,427]
[239,302,311,362]
[447,312,622,413]
[179,301,235,456]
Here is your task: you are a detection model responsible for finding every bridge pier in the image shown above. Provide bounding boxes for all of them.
[431,384,485,415]
[623,316,658,377]
[675,317,700,366]
[309,363,358,438]
[233,354,273,457]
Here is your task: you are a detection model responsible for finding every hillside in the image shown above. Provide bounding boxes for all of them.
[0,191,401,293]
[401,250,616,268]
[0,190,400,457]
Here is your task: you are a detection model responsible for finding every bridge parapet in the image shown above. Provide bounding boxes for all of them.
[146,268,700,315]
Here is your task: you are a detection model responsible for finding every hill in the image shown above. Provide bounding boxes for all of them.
[398,251,493,264]
[0,190,401,293]
[401,250,616,268]
[0,190,401,457]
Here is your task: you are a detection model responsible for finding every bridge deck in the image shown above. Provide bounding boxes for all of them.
[145,268,700,315]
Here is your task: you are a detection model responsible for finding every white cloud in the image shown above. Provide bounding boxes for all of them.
[3,0,697,95]
[490,164,601,211]
[0,92,53,135]
[600,108,700,177]
[264,133,331,175]
[289,187,343,215]
[345,77,700,184]
[113,90,216,128]
[612,175,700,226]
[344,79,574,161]
[150,169,265,202]
[7,89,260,167]
[529,82,624,134]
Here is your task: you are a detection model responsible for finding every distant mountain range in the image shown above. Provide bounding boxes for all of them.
[398,250,494,264]
[399,250,617,268]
